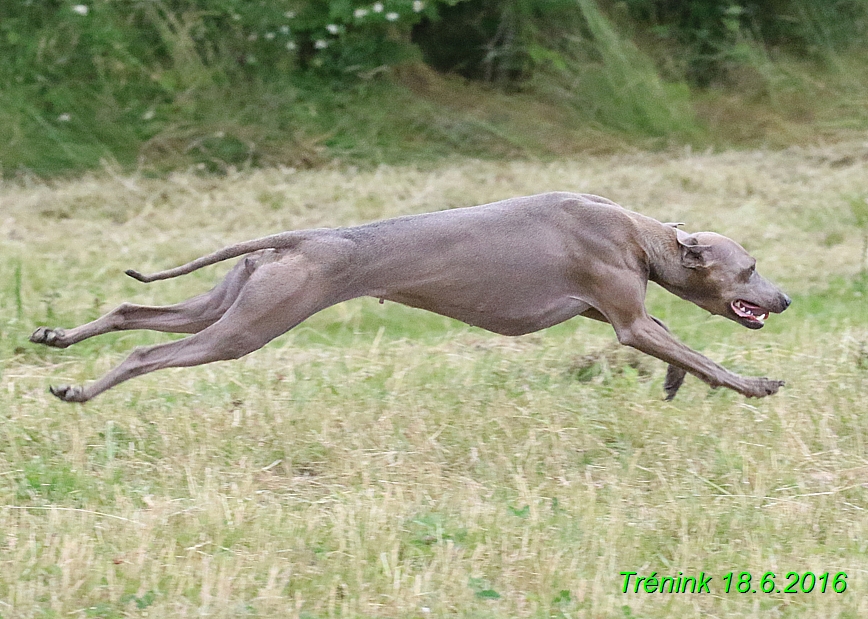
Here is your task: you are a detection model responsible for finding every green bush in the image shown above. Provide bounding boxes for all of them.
[0,1,454,175]
[621,0,868,84]
[1,0,867,176]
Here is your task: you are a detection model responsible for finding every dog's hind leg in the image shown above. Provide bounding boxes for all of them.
[31,252,272,349]
[650,316,687,400]
[48,254,342,402]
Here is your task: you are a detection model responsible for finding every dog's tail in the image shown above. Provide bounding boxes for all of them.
[125,231,310,283]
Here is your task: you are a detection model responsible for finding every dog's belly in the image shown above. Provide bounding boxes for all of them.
[342,194,610,334]
[356,245,596,335]
[380,289,592,336]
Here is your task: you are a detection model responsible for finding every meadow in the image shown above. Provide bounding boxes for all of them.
[0,143,867,617]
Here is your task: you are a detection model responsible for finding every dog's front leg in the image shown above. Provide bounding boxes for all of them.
[614,316,784,398]
[583,308,687,399]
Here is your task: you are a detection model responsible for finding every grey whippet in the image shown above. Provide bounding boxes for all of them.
[31,192,790,402]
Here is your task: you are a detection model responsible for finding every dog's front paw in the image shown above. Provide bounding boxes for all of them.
[49,384,87,403]
[30,327,68,348]
[742,377,785,398]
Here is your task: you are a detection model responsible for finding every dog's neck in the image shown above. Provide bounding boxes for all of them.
[640,222,696,300]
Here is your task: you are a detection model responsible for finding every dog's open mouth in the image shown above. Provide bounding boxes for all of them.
[731,299,770,327]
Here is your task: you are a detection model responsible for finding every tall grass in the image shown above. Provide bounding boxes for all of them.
[532,0,698,139]
[1,1,867,176]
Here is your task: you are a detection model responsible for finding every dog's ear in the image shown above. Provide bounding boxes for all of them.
[677,235,714,269]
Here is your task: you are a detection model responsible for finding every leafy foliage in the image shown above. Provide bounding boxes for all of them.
[0,0,867,175]
[622,0,868,84]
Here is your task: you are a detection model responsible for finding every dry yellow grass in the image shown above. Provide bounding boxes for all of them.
[0,143,867,617]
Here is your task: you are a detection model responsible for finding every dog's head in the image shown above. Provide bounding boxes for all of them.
[675,231,791,329]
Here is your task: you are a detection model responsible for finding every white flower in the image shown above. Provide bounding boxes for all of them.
[354,8,369,18]
[142,110,155,121]
[72,4,89,16]
[314,39,329,49]
[326,24,340,34]
[286,41,297,50]
[413,1,425,12]
[247,33,258,41]
[373,2,384,13]
[385,11,399,21]
[284,11,296,19]
[264,32,275,40]
[232,14,241,21]
[279,25,290,34]
[58,113,71,122]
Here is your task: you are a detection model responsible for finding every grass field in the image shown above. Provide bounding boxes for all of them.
[1,144,867,618]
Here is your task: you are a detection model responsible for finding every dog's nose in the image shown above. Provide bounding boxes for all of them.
[782,294,791,310]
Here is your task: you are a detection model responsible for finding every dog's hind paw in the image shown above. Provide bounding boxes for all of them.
[49,384,87,403]
[663,365,687,400]
[30,327,68,348]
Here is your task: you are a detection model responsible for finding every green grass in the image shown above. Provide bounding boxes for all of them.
[535,0,699,140]
[3,1,868,178]
[0,72,626,178]
[0,148,867,617]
